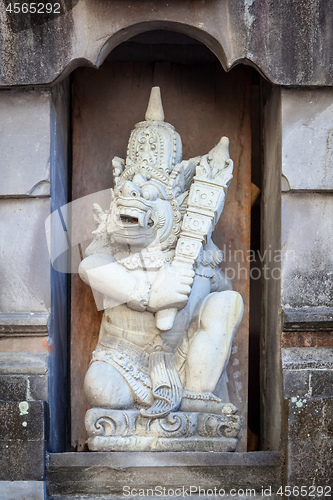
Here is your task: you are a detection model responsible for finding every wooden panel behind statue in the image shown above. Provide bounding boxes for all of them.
[79,87,244,451]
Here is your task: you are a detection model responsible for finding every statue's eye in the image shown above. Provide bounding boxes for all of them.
[131,191,138,198]
[141,185,158,201]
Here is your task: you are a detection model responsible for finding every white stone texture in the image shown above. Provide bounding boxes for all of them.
[0,90,51,196]
[282,88,333,191]
[0,198,51,313]
[281,193,333,308]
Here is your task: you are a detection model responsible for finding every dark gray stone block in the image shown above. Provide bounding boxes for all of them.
[283,370,309,398]
[0,375,27,401]
[0,441,45,481]
[310,370,333,398]
[0,401,45,441]
[287,396,333,486]
[282,348,333,370]
[28,376,48,401]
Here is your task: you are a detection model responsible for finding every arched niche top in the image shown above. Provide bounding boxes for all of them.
[95,22,231,72]
[0,0,332,87]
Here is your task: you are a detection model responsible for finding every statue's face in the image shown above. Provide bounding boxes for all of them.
[109,174,174,249]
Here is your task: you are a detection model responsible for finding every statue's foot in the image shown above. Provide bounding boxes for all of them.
[180,390,237,415]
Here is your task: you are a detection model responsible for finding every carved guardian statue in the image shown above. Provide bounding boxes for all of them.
[79,87,244,451]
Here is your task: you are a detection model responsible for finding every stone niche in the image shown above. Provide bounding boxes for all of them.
[69,32,252,453]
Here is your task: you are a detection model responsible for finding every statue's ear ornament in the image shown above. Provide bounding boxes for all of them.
[112,156,125,185]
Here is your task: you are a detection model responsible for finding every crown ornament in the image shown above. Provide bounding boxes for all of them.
[113,87,184,186]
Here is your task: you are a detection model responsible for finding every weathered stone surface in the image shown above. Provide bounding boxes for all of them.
[281,331,333,348]
[0,336,49,353]
[46,451,282,497]
[282,346,333,426]
[0,198,51,313]
[0,375,48,401]
[0,353,48,375]
[283,348,333,486]
[282,347,333,370]
[0,401,45,440]
[0,375,27,401]
[310,369,333,397]
[0,90,51,197]
[0,313,49,336]
[281,193,333,309]
[0,481,45,500]
[283,368,333,399]
[0,441,45,481]
[28,375,48,401]
[86,409,241,452]
[0,401,46,481]
[282,307,333,332]
[282,89,333,191]
[287,396,333,486]
[0,0,332,87]
[283,370,309,399]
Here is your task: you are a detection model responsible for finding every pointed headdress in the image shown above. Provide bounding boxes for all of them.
[116,87,183,186]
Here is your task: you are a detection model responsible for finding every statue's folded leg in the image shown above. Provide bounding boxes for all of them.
[84,361,134,409]
[182,290,244,395]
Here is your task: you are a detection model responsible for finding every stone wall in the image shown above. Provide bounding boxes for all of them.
[0,0,332,86]
[280,88,333,487]
[0,84,69,498]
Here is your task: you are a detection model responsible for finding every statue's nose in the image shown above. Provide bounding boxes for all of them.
[117,180,141,199]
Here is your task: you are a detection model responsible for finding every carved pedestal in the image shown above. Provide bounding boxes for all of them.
[85,409,242,452]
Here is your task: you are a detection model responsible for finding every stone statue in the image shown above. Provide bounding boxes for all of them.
[80,87,244,451]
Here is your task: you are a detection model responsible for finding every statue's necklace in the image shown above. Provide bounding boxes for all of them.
[112,245,174,271]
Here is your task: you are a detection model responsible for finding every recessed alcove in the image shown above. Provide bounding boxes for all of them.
[70,29,251,451]
[46,24,283,498]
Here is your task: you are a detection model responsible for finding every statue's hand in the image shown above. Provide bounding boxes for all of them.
[147,264,194,313]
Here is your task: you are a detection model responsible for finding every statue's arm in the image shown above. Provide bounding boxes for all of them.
[79,254,194,312]
[78,253,143,305]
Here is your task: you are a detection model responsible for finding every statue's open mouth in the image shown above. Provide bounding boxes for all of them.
[120,214,139,225]
[117,207,154,229]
